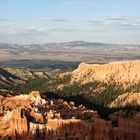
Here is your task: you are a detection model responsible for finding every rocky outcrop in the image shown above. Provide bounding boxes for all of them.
[54,60,140,109]
[0,91,99,139]
[60,60,140,88]
[46,119,93,140]
[109,93,140,108]
[0,91,140,139]
[0,108,28,137]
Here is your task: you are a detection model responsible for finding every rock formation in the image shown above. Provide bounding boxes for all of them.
[0,91,140,140]
[0,91,98,139]
[60,60,140,88]
[109,93,140,108]
[49,60,140,109]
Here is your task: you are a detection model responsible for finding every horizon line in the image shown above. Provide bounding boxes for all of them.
[0,40,140,46]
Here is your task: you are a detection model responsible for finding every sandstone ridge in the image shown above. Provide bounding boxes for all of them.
[60,60,140,88]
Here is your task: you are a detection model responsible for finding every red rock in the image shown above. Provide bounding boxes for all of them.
[0,91,140,140]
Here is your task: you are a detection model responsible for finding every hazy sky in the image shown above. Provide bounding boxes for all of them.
[0,0,140,44]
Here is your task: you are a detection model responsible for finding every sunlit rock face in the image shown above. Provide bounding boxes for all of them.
[60,60,140,88]
[0,108,28,139]
[0,91,98,139]
[0,91,140,139]
[46,119,93,140]
[109,93,140,108]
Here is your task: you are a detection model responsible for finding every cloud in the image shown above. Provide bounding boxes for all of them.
[107,15,128,21]
[39,17,68,22]
[135,18,140,24]
[117,17,140,29]
[0,19,12,21]
[87,19,119,26]
[87,15,140,30]
[0,26,49,44]
[120,22,140,30]
[0,26,48,34]
[87,20,103,25]
[51,19,68,22]
[86,15,127,26]
[49,27,81,32]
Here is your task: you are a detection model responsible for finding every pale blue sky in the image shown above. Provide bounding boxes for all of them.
[0,0,140,44]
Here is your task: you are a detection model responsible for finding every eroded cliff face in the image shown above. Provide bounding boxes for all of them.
[60,60,140,88]
[0,91,140,140]
[0,91,98,140]
[52,60,140,108]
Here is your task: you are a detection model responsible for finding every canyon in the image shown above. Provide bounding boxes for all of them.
[0,0,140,139]
[0,91,140,140]
[0,60,140,139]
[46,60,140,108]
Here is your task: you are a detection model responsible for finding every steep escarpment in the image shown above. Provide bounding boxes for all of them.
[46,60,140,107]
[62,60,140,87]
